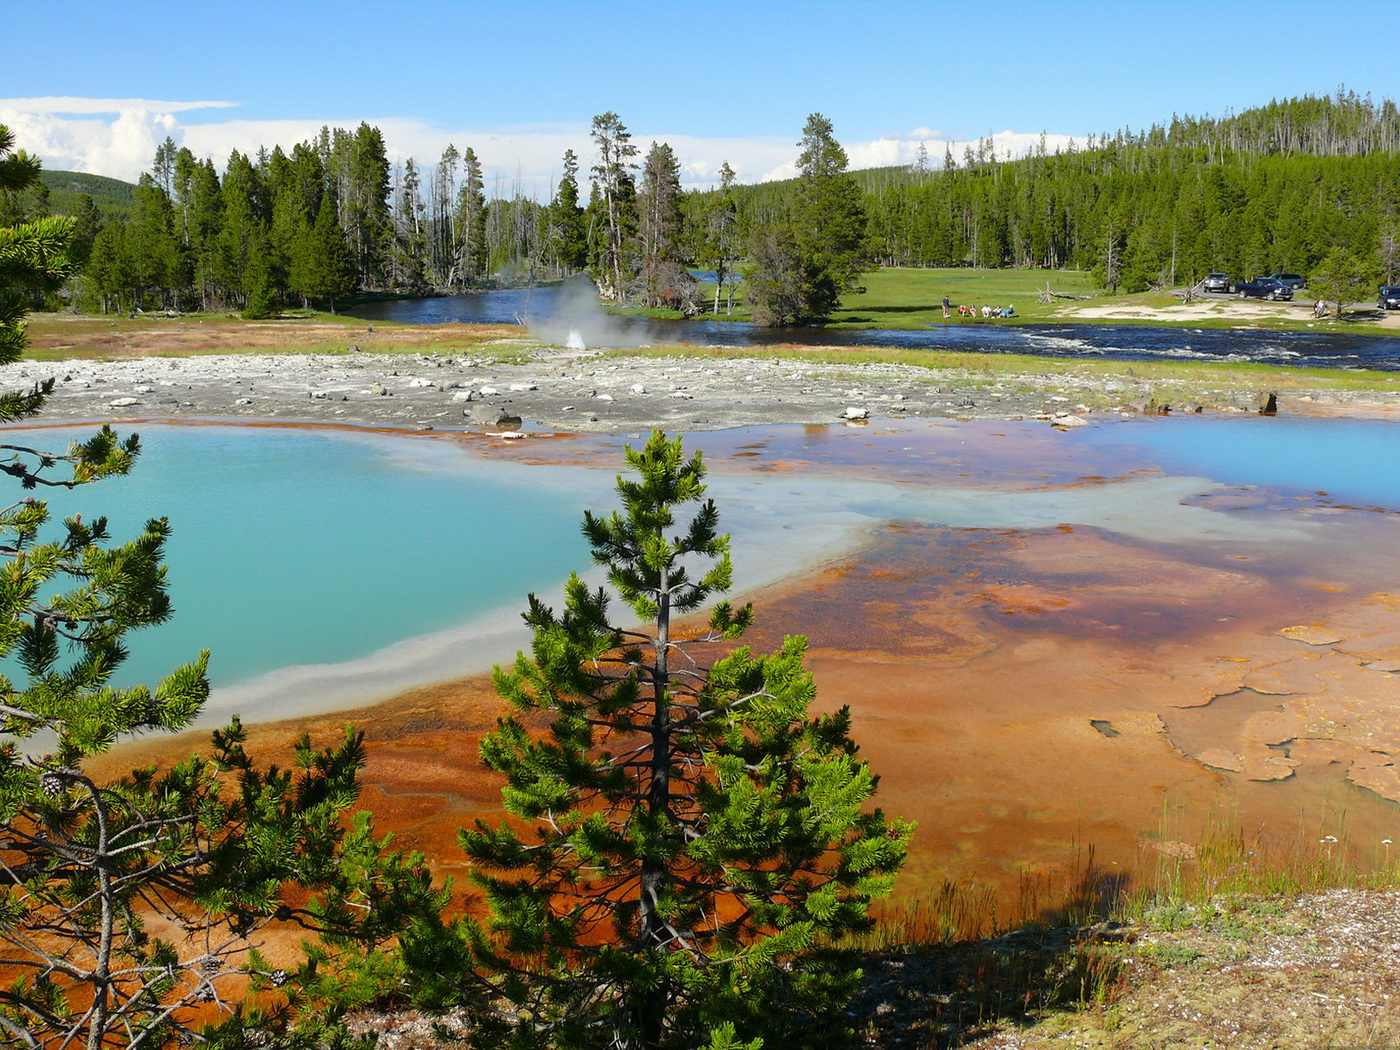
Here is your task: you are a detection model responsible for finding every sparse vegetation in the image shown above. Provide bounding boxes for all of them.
[838,809,1400,1049]
[22,311,533,361]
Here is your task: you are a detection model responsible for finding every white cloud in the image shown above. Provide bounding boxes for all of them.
[4,97,239,115]
[0,98,1078,194]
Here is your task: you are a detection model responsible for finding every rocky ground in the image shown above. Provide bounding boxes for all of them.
[18,345,1400,434]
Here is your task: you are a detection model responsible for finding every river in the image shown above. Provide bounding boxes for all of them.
[348,283,1400,371]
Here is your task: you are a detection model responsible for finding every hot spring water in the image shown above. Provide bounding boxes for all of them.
[7,415,1399,724]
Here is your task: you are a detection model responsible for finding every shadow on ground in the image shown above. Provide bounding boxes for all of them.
[848,867,1131,1048]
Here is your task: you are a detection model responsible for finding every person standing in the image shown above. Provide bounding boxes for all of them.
[942,295,951,318]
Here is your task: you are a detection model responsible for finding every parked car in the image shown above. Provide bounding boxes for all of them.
[1202,272,1232,293]
[1235,276,1294,301]
[1380,286,1400,310]
[1269,273,1307,290]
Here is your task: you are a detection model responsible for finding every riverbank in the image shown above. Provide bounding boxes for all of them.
[16,322,1400,434]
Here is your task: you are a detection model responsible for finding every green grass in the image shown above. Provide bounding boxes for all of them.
[683,265,1399,335]
[675,266,1097,327]
[830,266,1098,326]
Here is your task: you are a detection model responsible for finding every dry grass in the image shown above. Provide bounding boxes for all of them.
[846,812,1400,1048]
[23,312,532,362]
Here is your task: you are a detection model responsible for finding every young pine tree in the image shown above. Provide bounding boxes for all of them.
[0,125,444,1048]
[417,431,912,1050]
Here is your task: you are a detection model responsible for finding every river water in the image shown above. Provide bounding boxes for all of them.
[348,283,1400,371]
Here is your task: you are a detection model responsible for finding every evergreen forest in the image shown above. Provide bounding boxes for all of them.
[8,89,1400,320]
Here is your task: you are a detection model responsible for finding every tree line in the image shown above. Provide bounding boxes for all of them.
[851,124,1400,294]
[8,90,1400,323]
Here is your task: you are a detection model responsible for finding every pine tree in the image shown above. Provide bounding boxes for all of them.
[295,196,356,313]
[392,158,429,293]
[340,123,392,290]
[791,113,868,316]
[0,126,445,1046]
[590,111,639,303]
[455,147,488,288]
[550,149,588,274]
[701,161,739,315]
[634,142,693,310]
[1310,245,1376,318]
[416,431,912,1050]
[745,115,870,325]
[0,124,73,406]
[214,149,265,308]
[743,221,808,327]
[431,144,460,287]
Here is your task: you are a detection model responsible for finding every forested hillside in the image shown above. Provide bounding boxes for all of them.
[7,90,1398,316]
[839,90,1400,292]
[38,170,136,217]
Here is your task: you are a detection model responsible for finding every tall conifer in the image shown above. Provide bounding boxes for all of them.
[414,431,911,1050]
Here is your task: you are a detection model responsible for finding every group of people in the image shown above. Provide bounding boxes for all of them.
[942,295,1014,319]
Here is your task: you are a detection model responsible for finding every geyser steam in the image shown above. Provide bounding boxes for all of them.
[529,274,644,350]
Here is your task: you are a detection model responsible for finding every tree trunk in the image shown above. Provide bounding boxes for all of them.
[636,572,671,1050]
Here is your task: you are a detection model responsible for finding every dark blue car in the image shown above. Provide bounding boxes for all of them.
[1235,277,1294,301]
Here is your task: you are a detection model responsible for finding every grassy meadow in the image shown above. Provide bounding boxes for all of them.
[691,265,1400,335]
[828,266,1098,326]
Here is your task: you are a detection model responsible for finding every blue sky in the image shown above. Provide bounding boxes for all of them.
[2,0,1396,192]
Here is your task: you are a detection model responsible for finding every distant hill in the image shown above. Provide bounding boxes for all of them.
[39,170,137,219]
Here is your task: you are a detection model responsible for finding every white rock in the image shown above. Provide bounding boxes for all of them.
[595,393,614,402]
[407,378,435,388]
[478,385,499,395]
[841,406,869,420]
[630,383,647,394]
[451,391,474,402]
[509,382,538,391]
[108,397,139,407]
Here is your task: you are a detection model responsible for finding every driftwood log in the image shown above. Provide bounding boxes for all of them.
[1037,282,1093,304]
